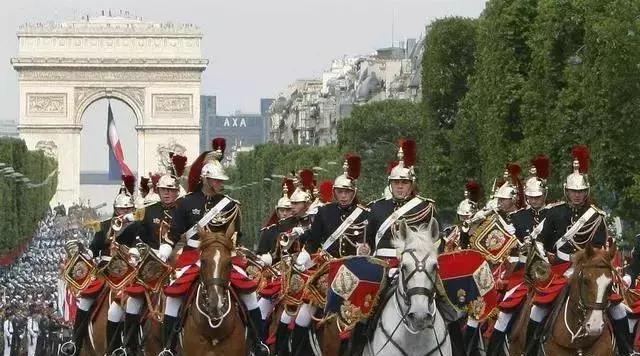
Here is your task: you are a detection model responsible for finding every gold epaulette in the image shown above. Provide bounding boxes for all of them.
[225,194,241,205]
[590,204,606,215]
[133,207,146,221]
[542,201,565,210]
[84,219,103,232]
[356,203,371,212]
[367,197,387,207]
[416,195,436,204]
[260,224,276,232]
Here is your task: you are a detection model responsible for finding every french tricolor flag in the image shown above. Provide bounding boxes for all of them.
[107,102,133,179]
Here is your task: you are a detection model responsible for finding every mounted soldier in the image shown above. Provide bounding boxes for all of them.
[486,155,551,355]
[116,153,187,355]
[521,145,632,355]
[160,138,268,356]
[291,154,370,355]
[60,175,140,356]
[443,180,482,252]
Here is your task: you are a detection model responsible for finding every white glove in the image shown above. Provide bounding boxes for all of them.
[291,227,306,236]
[123,213,135,222]
[505,224,516,235]
[388,268,398,278]
[259,253,273,267]
[158,243,173,262]
[295,250,311,270]
[623,274,632,287]
[82,249,93,260]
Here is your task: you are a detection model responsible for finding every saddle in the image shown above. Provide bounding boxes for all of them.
[538,285,570,344]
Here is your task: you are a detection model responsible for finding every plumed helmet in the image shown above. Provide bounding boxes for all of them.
[457,180,481,216]
[333,153,361,190]
[201,138,229,181]
[388,139,417,181]
[276,178,294,209]
[289,169,314,203]
[114,175,135,209]
[565,145,590,191]
[494,164,524,208]
[525,154,550,197]
[157,153,188,190]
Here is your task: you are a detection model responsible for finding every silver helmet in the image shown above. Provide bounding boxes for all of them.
[456,180,481,216]
[388,139,417,181]
[157,153,188,190]
[333,154,361,191]
[114,175,135,209]
[564,145,590,191]
[289,169,314,203]
[276,178,294,209]
[201,138,229,181]
[524,154,550,198]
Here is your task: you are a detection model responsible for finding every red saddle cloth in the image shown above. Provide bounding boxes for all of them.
[79,277,105,298]
[164,248,258,297]
[532,262,571,305]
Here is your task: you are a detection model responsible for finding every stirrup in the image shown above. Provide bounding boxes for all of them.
[111,346,128,356]
[59,341,77,356]
[158,349,176,356]
[252,340,269,356]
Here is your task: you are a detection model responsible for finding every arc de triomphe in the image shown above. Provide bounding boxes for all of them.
[11,15,207,206]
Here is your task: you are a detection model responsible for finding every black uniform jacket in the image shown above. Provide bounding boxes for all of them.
[366,195,436,256]
[169,190,241,246]
[303,202,370,258]
[89,218,140,258]
[538,202,607,255]
[510,206,548,242]
[133,201,179,249]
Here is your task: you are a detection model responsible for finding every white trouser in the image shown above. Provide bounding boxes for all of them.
[294,303,316,327]
[530,305,549,323]
[77,297,95,312]
[108,301,125,323]
[494,311,513,332]
[126,296,144,315]
[233,265,259,311]
[280,310,293,324]
[165,296,183,318]
[258,298,274,320]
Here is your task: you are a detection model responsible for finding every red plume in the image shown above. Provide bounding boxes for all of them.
[506,163,525,209]
[401,139,417,167]
[299,169,314,190]
[465,180,482,203]
[121,175,135,195]
[283,178,295,198]
[188,151,208,193]
[571,145,590,173]
[319,180,334,203]
[212,138,226,156]
[531,154,550,180]
[346,153,361,180]
[150,173,161,188]
[386,160,399,174]
[172,154,188,177]
[263,210,278,228]
[139,177,150,195]
[506,163,521,180]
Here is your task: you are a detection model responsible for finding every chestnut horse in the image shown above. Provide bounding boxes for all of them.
[510,245,617,356]
[78,291,110,356]
[181,227,247,356]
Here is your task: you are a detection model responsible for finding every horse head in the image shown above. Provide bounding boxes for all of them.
[570,243,616,337]
[392,218,440,332]
[198,225,235,322]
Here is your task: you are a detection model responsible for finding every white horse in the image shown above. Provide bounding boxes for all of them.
[364,218,451,356]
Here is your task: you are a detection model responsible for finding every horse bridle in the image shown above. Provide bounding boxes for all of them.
[197,236,233,328]
[398,248,437,306]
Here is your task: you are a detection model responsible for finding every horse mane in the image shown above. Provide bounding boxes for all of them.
[571,246,613,269]
[392,218,439,256]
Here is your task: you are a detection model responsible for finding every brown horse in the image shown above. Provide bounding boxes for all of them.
[181,227,247,356]
[511,245,617,356]
[78,291,110,356]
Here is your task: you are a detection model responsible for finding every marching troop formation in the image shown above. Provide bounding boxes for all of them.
[57,138,640,356]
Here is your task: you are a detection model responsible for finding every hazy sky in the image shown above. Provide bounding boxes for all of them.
[1,0,487,122]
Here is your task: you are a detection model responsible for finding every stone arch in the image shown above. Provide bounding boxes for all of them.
[74,87,145,126]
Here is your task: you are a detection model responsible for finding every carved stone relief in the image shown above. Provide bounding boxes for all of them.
[26,93,67,116]
[156,139,187,172]
[152,94,192,116]
[34,140,58,158]
[19,69,202,82]
[74,87,144,120]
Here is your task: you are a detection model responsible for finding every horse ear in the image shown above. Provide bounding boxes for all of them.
[428,218,440,242]
[398,219,409,240]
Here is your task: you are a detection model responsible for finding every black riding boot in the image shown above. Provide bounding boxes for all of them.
[247,308,269,356]
[105,320,122,355]
[290,325,311,356]
[60,309,91,356]
[524,320,541,356]
[486,329,506,356]
[448,319,465,356]
[463,325,480,356]
[122,313,140,355]
[612,317,634,356]
[159,315,180,355]
[275,322,291,356]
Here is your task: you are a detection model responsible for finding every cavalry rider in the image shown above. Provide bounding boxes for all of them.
[61,175,140,356]
[486,156,551,355]
[255,178,294,342]
[160,138,268,356]
[522,145,633,355]
[117,153,187,354]
[366,139,437,271]
[443,180,482,252]
[292,154,370,355]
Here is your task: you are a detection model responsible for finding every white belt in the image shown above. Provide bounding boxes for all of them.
[374,248,397,258]
[100,256,112,262]
[557,250,571,262]
[508,256,519,263]
[187,239,200,248]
